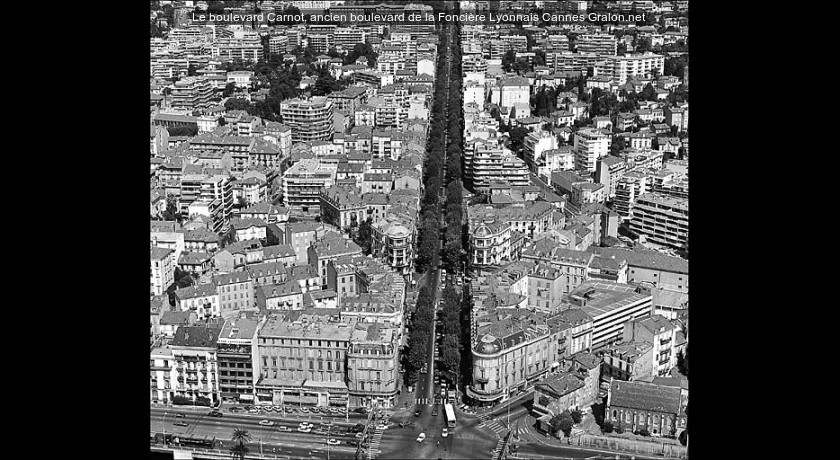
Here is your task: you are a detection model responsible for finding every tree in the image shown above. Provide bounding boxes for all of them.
[230,428,251,460]
[559,418,574,437]
[571,409,583,424]
[222,82,237,98]
[677,345,688,379]
[640,83,656,102]
[508,126,530,153]
[353,218,373,255]
[167,125,198,137]
[224,97,251,112]
[602,421,614,433]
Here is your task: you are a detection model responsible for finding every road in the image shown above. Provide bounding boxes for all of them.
[151,406,363,459]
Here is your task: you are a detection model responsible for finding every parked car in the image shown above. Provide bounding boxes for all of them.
[277,426,292,432]
[208,410,223,418]
[347,440,359,447]
[442,428,449,437]
[416,433,426,443]
[297,426,312,433]
[300,407,309,413]
[327,439,341,446]
[175,413,186,418]
[259,420,274,426]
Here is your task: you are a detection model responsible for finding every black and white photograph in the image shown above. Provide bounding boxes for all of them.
[148,2,690,459]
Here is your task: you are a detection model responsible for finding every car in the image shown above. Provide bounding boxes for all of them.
[299,422,313,428]
[277,426,293,432]
[173,421,189,427]
[314,429,328,436]
[442,428,449,437]
[432,408,438,417]
[327,439,341,446]
[321,421,334,427]
[399,421,412,428]
[434,376,440,384]
[416,433,426,443]
[300,407,309,413]
[414,409,421,417]
[175,413,186,418]
[376,424,388,431]
[355,432,365,439]
[228,406,243,413]
[347,440,359,447]
[247,407,260,414]
[259,420,274,426]
[285,406,296,413]
[297,426,312,433]
[208,410,223,418]
[421,364,428,374]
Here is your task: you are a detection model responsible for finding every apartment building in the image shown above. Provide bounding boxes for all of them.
[174,283,221,318]
[171,77,214,110]
[151,247,176,296]
[596,156,627,199]
[567,281,653,350]
[217,316,262,403]
[212,272,256,318]
[308,232,363,288]
[281,159,337,210]
[253,312,353,408]
[628,193,689,250]
[371,214,415,276]
[594,53,665,85]
[155,326,223,406]
[347,322,400,408]
[574,128,612,173]
[319,185,367,231]
[280,97,335,142]
[576,33,618,55]
[521,243,593,295]
[623,315,680,377]
[467,140,531,191]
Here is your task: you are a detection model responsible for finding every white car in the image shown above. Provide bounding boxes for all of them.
[297,426,312,433]
[299,422,313,429]
[442,428,449,437]
[376,424,388,431]
[259,420,274,426]
[327,439,341,446]
[416,433,426,443]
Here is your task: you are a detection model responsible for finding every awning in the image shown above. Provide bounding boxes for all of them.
[551,362,560,368]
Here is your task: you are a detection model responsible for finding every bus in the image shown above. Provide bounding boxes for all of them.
[443,403,456,428]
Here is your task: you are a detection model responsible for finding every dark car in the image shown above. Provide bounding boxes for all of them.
[432,408,439,417]
[173,421,189,427]
[347,440,359,447]
[352,423,366,432]
[414,409,422,417]
[208,410,223,417]
[228,407,243,413]
[354,407,368,414]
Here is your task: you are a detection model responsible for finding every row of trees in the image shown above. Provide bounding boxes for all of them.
[548,408,584,438]
[441,25,466,273]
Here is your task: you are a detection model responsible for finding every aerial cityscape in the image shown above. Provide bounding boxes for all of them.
[149,1,689,459]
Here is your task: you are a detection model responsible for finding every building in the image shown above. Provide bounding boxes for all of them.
[568,281,653,350]
[217,316,263,404]
[605,379,687,437]
[628,193,689,250]
[596,156,627,199]
[212,272,256,318]
[346,322,400,408]
[308,232,363,288]
[664,105,688,132]
[171,77,214,110]
[151,247,175,296]
[598,341,655,386]
[280,97,335,142]
[371,214,415,276]
[623,314,680,377]
[281,159,337,211]
[574,128,612,173]
[576,33,617,55]
[159,325,223,406]
[591,247,688,292]
[253,312,352,409]
[174,283,221,318]
[594,53,665,85]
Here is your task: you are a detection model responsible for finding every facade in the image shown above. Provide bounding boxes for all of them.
[171,77,214,110]
[156,326,222,406]
[308,232,364,288]
[628,193,689,250]
[594,53,666,85]
[253,313,352,409]
[212,272,256,318]
[370,214,415,276]
[570,281,654,350]
[150,247,175,296]
[279,97,335,142]
[217,317,262,403]
[346,322,400,408]
[606,379,687,437]
[281,159,337,210]
[174,283,221,318]
[574,128,612,173]
[623,315,679,377]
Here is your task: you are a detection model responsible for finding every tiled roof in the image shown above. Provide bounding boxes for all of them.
[171,325,221,348]
[609,380,682,414]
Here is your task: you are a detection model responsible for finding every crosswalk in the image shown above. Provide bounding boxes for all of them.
[477,414,507,438]
[365,428,383,460]
[415,397,436,406]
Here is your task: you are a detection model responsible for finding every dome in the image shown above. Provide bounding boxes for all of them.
[478,334,501,354]
[475,225,491,237]
[385,224,410,238]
